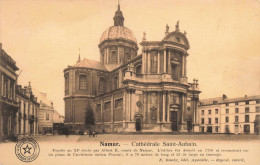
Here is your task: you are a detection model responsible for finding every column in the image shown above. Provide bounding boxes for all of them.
[106,48,109,64]
[128,90,131,121]
[163,49,166,73]
[162,92,166,122]
[123,90,126,128]
[157,92,160,123]
[147,50,151,74]
[167,92,170,122]
[111,94,114,132]
[21,100,24,134]
[117,46,120,63]
[182,55,185,76]
[143,92,147,122]
[142,50,145,74]
[131,91,136,121]
[101,98,104,123]
[168,50,171,73]
[157,51,160,73]
[184,55,187,77]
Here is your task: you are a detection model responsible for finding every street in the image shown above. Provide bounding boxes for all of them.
[31,133,260,142]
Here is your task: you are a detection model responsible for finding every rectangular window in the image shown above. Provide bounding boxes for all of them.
[65,74,69,92]
[225,116,229,123]
[226,103,229,106]
[256,100,260,104]
[245,101,249,105]
[226,109,229,114]
[215,109,218,114]
[235,102,239,105]
[113,76,118,90]
[201,110,204,115]
[235,108,239,113]
[245,115,249,122]
[111,51,118,64]
[115,98,123,109]
[10,81,14,100]
[215,118,218,124]
[208,110,211,115]
[3,77,8,97]
[201,118,204,124]
[256,106,260,112]
[79,75,87,90]
[215,126,218,133]
[104,102,111,111]
[201,126,204,132]
[235,116,239,122]
[96,104,101,111]
[208,118,211,124]
[99,77,106,92]
[245,107,249,113]
[46,113,49,121]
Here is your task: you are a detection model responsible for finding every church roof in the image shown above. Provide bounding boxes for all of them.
[199,95,260,106]
[73,58,108,71]
[100,26,137,44]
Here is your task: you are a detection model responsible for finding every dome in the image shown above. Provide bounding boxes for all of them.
[100,26,137,44]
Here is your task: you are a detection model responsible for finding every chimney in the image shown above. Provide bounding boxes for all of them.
[222,94,227,100]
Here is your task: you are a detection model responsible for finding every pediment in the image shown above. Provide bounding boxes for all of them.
[162,32,190,49]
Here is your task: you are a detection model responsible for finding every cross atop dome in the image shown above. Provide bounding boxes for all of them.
[113,3,124,26]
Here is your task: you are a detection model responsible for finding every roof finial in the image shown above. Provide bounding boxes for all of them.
[165,24,169,35]
[77,48,81,63]
[113,0,124,26]
[175,20,180,32]
[142,31,146,41]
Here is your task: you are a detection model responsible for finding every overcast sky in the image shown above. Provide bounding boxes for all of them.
[1,0,260,115]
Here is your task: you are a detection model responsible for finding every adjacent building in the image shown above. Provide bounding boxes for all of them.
[0,43,19,140]
[64,5,201,133]
[33,89,54,134]
[198,95,260,134]
[16,83,39,135]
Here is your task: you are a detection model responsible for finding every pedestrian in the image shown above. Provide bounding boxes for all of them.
[88,129,92,137]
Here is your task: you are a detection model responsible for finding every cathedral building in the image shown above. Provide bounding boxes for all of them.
[64,5,200,133]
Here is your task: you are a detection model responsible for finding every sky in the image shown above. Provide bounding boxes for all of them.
[0,0,260,116]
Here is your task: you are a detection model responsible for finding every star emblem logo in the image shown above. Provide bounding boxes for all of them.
[23,144,32,154]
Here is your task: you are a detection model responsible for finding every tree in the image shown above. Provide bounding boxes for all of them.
[85,104,95,129]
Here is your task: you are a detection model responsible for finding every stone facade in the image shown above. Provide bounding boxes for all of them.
[198,95,260,134]
[16,83,39,136]
[0,43,19,140]
[33,90,54,134]
[64,5,200,133]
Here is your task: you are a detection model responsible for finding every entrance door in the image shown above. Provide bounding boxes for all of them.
[244,125,250,134]
[207,126,212,133]
[170,111,178,131]
[135,119,141,131]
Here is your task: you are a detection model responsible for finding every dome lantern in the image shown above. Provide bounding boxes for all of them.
[113,4,124,26]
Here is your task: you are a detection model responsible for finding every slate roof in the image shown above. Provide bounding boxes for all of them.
[73,58,108,71]
[200,95,260,106]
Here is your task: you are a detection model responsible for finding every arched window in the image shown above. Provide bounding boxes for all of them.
[79,75,87,90]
